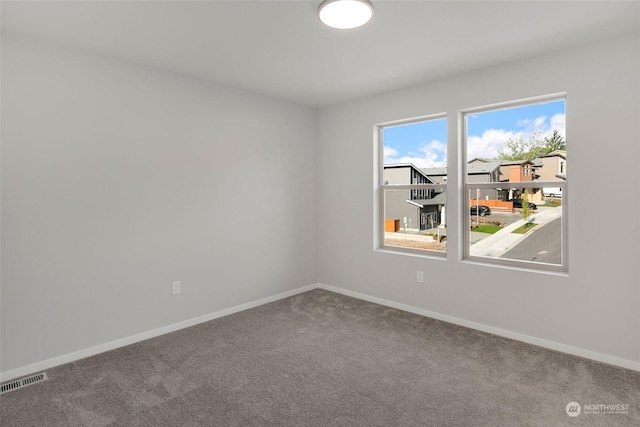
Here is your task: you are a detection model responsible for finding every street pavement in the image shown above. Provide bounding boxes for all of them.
[469,208,562,258]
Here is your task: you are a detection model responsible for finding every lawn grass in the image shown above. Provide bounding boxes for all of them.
[473,224,502,234]
[512,222,538,234]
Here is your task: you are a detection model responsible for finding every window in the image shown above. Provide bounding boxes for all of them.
[376,115,447,256]
[462,95,567,272]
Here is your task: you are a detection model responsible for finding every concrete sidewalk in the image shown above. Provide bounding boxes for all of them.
[383,207,562,257]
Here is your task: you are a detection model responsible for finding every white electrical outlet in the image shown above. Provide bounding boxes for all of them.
[416,271,424,283]
[172,281,181,295]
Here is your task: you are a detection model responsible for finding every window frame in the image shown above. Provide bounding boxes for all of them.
[460,93,568,273]
[375,114,448,258]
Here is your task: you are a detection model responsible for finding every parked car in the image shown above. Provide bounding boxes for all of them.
[470,205,491,216]
[511,199,537,210]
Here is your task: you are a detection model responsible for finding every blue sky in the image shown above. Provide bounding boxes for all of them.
[383,100,565,168]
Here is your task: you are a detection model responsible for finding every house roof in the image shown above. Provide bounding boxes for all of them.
[420,167,447,176]
[467,162,502,174]
[422,161,502,177]
[533,151,567,167]
[538,150,567,159]
[384,163,436,183]
[467,158,492,164]
[499,159,534,166]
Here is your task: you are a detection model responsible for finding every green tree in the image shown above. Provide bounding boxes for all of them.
[498,131,544,161]
[542,130,566,153]
[520,192,531,223]
[498,130,565,161]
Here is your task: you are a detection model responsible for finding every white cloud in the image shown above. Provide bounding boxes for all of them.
[468,113,566,159]
[384,139,446,168]
[516,118,531,127]
[516,115,548,133]
[467,129,519,160]
[533,116,547,129]
[383,146,398,162]
[536,113,566,140]
[517,113,565,132]
[386,111,567,164]
[549,113,566,138]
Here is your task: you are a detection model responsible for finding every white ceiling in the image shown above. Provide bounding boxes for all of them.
[2,1,639,107]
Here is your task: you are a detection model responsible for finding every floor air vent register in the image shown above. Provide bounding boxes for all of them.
[0,372,48,395]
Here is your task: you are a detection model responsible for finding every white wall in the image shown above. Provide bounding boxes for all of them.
[317,33,640,368]
[2,31,639,378]
[1,35,318,374]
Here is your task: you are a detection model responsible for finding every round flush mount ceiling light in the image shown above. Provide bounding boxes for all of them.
[318,0,374,30]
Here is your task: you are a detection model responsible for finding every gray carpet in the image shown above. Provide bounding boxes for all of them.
[1,289,638,426]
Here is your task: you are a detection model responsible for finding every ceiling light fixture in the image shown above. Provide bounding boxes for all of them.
[318,0,374,30]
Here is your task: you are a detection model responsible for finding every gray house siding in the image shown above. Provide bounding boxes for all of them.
[383,164,442,231]
[384,165,417,230]
[385,190,422,230]
[384,166,410,185]
[534,152,566,197]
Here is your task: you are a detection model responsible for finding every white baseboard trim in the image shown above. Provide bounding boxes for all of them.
[4,282,636,382]
[0,283,320,383]
[317,283,640,372]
